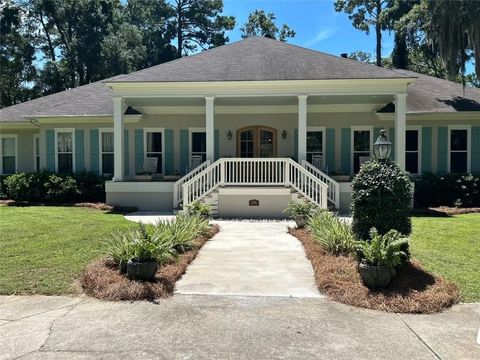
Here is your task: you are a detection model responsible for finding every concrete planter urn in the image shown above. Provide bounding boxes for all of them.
[358,263,393,288]
[127,259,157,281]
[118,259,128,274]
[294,216,307,229]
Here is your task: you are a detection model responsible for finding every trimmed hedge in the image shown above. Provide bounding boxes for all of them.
[351,159,412,240]
[2,171,107,203]
[414,173,480,208]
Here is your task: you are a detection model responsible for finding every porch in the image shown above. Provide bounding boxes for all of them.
[105,82,409,214]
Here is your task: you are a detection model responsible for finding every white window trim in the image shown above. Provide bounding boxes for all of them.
[406,126,422,175]
[0,134,18,175]
[143,127,165,174]
[306,126,326,155]
[448,125,471,173]
[351,126,373,173]
[189,127,206,166]
[33,134,40,172]
[99,128,114,176]
[54,128,75,173]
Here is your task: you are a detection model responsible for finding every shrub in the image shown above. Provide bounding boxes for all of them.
[185,200,212,218]
[308,211,357,255]
[355,228,409,269]
[414,173,480,208]
[2,171,106,203]
[284,201,319,219]
[351,159,412,239]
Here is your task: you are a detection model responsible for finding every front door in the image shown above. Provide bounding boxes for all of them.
[237,126,276,158]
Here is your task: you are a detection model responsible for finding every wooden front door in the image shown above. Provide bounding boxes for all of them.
[237,126,277,158]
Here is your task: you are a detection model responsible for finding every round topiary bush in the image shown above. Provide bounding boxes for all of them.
[351,159,412,240]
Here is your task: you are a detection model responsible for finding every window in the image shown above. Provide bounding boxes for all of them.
[1,135,17,175]
[99,130,114,175]
[145,129,163,174]
[34,135,40,172]
[449,127,470,173]
[405,129,421,174]
[306,129,324,169]
[352,128,372,173]
[190,130,206,165]
[55,129,74,173]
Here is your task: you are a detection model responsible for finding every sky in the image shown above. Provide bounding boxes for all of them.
[222,0,475,73]
[223,0,395,60]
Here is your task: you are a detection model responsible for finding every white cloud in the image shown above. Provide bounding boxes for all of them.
[304,28,336,47]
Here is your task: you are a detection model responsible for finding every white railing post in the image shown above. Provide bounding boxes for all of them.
[284,160,290,186]
[220,159,225,186]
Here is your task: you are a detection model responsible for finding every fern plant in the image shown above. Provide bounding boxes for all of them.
[186,201,212,218]
[355,228,409,269]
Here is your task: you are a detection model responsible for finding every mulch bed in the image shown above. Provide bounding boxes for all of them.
[290,228,461,314]
[412,206,480,216]
[80,225,219,301]
[0,200,136,213]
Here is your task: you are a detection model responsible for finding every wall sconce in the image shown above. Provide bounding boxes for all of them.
[227,130,233,140]
[281,130,287,140]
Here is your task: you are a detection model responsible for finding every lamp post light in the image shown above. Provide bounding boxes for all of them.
[373,129,392,161]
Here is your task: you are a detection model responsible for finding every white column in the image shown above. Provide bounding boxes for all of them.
[394,93,407,170]
[113,97,124,181]
[297,95,308,162]
[205,96,215,162]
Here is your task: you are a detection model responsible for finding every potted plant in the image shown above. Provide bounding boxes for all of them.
[355,228,408,288]
[284,201,318,228]
[185,200,212,219]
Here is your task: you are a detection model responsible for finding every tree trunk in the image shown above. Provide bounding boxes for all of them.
[375,0,382,67]
[176,1,183,57]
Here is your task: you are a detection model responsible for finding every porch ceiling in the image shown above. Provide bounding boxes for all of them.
[127,94,393,114]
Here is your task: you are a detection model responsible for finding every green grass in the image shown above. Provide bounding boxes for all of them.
[0,206,132,295]
[410,214,480,303]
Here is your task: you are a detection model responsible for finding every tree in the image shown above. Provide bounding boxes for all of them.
[168,0,235,56]
[124,0,177,68]
[240,10,295,42]
[0,1,38,108]
[334,0,388,67]
[348,50,374,64]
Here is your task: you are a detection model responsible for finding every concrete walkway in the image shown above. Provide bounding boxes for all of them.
[175,220,321,298]
[1,295,479,360]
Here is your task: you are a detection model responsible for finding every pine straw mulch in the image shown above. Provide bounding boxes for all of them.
[80,225,219,301]
[289,228,461,314]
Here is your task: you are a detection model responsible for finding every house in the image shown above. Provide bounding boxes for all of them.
[1,37,479,216]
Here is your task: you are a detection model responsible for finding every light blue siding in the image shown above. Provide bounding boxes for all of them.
[124,129,129,176]
[179,129,189,174]
[294,128,298,160]
[472,127,480,174]
[135,129,144,174]
[214,129,220,160]
[341,128,351,174]
[326,128,335,172]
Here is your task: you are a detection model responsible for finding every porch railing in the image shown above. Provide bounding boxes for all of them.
[301,160,340,209]
[182,158,328,209]
[173,160,211,207]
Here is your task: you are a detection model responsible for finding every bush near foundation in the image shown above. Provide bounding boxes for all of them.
[351,159,412,240]
[3,171,107,203]
[414,173,480,208]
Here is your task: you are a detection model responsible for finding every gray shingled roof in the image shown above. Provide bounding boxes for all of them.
[0,38,479,123]
[110,37,411,82]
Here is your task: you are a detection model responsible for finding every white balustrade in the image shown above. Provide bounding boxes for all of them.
[173,160,210,207]
[301,160,340,209]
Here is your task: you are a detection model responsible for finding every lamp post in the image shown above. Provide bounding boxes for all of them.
[373,129,392,161]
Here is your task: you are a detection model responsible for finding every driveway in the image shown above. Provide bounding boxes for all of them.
[0,295,479,359]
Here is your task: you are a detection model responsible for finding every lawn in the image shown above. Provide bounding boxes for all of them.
[410,214,480,303]
[0,206,132,295]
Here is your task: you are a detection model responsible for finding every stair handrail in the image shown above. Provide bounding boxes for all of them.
[173,160,211,208]
[182,158,329,209]
[301,160,340,209]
